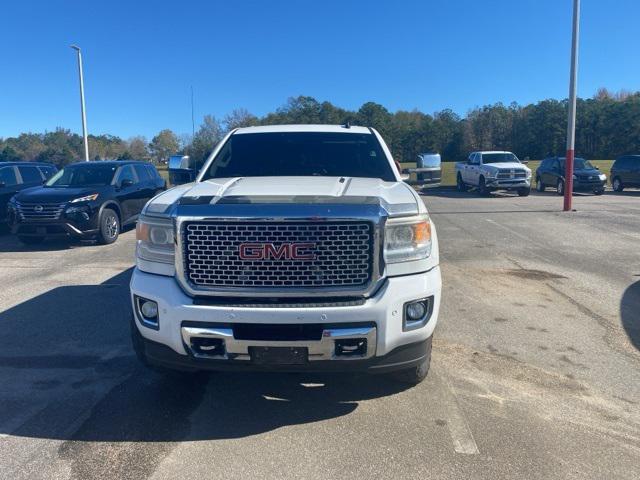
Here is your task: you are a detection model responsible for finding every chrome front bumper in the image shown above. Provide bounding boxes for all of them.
[181,324,377,361]
[486,178,530,188]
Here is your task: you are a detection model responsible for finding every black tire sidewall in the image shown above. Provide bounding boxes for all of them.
[99,208,120,244]
[457,174,466,192]
[613,177,623,192]
[536,177,544,192]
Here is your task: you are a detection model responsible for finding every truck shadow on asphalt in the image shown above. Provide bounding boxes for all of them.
[621,280,640,352]
[0,268,409,444]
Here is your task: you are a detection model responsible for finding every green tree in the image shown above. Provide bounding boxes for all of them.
[187,115,223,169]
[149,129,179,163]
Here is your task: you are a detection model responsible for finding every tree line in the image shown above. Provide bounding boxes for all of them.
[1,88,638,167]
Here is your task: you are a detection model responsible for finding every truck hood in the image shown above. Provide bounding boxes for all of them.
[145,176,423,217]
[483,162,530,170]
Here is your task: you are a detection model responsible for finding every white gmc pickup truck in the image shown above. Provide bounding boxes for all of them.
[130,125,441,384]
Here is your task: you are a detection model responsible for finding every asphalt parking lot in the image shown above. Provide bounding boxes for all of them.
[1,190,639,480]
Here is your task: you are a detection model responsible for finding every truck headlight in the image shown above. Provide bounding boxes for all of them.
[136,215,175,265]
[599,174,606,181]
[526,170,532,179]
[384,216,432,263]
[485,170,497,178]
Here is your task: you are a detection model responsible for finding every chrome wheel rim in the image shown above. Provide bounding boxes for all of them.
[557,181,563,194]
[105,215,118,238]
[614,179,620,190]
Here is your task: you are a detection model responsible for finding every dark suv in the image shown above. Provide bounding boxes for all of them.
[610,155,640,192]
[1,162,58,225]
[8,161,165,245]
[535,156,606,195]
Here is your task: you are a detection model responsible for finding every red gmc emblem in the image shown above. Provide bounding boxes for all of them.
[239,243,316,261]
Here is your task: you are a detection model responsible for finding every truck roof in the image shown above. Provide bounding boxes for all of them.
[473,150,513,155]
[233,124,372,135]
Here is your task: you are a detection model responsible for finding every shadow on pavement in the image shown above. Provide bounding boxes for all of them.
[607,190,640,197]
[0,268,409,444]
[0,224,135,253]
[621,280,640,351]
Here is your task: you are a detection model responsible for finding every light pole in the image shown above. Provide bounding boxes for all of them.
[564,0,580,211]
[70,45,89,161]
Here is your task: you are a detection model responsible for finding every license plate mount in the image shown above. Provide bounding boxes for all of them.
[249,346,308,365]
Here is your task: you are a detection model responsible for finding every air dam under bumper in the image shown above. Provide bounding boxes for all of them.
[130,266,441,373]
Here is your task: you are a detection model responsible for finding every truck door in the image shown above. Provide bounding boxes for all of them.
[463,154,475,184]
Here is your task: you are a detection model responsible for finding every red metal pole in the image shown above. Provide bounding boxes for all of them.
[564,0,580,211]
[564,149,574,211]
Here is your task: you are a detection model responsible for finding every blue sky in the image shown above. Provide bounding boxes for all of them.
[1,0,638,139]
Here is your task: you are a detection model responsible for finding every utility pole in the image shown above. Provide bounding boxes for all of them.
[70,45,89,161]
[564,0,580,211]
[191,86,195,138]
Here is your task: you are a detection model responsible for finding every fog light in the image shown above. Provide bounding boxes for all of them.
[140,300,158,319]
[135,296,159,329]
[406,301,427,321]
[403,297,433,331]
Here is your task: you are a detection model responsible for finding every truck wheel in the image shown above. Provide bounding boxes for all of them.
[593,188,604,195]
[391,337,432,385]
[18,235,45,245]
[517,187,531,197]
[98,208,120,244]
[478,177,491,196]
[556,179,565,196]
[536,176,545,192]
[456,173,468,192]
[612,177,624,192]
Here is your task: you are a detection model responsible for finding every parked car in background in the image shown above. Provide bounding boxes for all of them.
[610,155,640,192]
[455,151,531,196]
[8,161,165,245]
[404,153,442,189]
[535,156,606,195]
[1,162,58,225]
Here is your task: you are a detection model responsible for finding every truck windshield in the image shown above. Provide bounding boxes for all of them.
[482,153,520,164]
[45,164,117,187]
[201,132,396,181]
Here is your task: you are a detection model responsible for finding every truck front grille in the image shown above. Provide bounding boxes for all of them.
[497,170,527,179]
[16,202,66,220]
[183,221,373,289]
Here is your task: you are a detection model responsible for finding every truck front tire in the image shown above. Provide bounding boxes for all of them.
[478,177,491,196]
[390,336,432,385]
[517,187,531,197]
[456,174,468,192]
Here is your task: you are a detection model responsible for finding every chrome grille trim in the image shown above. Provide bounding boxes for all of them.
[497,170,527,179]
[184,221,372,288]
[15,202,66,221]
[174,212,384,298]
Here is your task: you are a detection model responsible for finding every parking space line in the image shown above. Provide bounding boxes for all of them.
[434,370,480,455]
